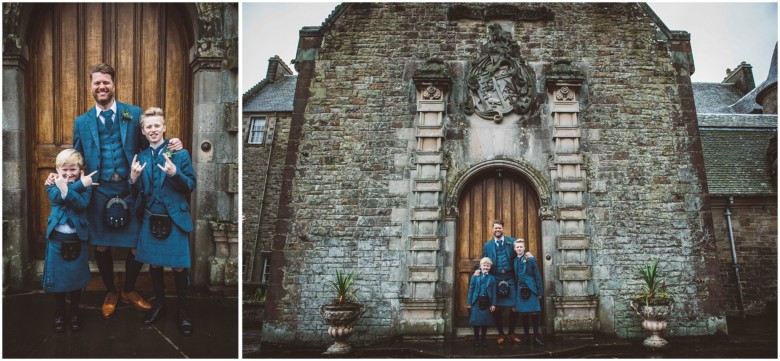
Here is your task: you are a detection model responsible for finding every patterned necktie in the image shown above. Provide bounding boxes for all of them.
[101,109,114,130]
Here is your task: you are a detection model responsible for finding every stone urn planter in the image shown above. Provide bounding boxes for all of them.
[319,302,365,355]
[631,300,674,347]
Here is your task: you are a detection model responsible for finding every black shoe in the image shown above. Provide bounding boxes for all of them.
[53,315,65,333]
[518,336,529,345]
[143,303,166,325]
[534,336,544,346]
[480,339,488,347]
[70,314,81,332]
[178,308,193,336]
[473,340,480,347]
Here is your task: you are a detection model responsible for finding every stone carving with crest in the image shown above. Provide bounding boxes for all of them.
[465,24,537,123]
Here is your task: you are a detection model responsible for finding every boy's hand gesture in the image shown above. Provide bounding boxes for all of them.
[158,153,177,176]
[45,172,57,186]
[81,170,99,187]
[129,154,147,183]
[54,174,68,193]
[489,306,496,312]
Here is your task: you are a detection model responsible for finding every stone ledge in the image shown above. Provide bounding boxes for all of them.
[408,266,439,282]
[556,234,590,250]
[558,265,592,280]
[554,153,584,164]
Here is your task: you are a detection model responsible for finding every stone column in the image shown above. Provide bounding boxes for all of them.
[399,60,451,338]
[190,3,239,290]
[546,62,598,333]
[2,3,30,291]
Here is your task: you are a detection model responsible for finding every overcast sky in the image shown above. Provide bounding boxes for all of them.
[242,2,778,93]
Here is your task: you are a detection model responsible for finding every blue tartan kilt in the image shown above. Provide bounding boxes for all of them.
[42,232,90,293]
[514,288,542,313]
[135,211,191,268]
[469,302,494,326]
[493,272,515,307]
[87,181,140,248]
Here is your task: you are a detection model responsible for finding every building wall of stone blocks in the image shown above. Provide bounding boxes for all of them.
[263,3,723,344]
[710,198,778,315]
[242,112,292,283]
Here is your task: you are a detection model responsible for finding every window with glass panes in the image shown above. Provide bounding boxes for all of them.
[248,117,267,144]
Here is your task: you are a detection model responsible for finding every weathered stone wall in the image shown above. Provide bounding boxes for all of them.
[263,3,724,344]
[711,198,778,315]
[242,113,292,282]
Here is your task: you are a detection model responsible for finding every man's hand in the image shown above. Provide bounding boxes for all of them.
[489,306,496,312]
[157,153,177,176]
[129,154,147,183]
[167,138,183,151]
[81,170,99,187]
[525,251,534,258]
[45,172,57,186]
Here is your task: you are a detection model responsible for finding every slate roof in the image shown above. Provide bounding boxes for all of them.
[699,114,777,196]
[243,75,297,113]
[692,83,746,114]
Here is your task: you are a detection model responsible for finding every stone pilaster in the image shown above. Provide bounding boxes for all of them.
[2,3,30,291]
[546,61,598,333]
[190,3,239,290]
[399,60,450,338]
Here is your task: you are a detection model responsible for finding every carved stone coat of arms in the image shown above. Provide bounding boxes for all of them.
[465,24,537,123]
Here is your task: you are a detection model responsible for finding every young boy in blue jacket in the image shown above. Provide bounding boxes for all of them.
[43,149,97,332]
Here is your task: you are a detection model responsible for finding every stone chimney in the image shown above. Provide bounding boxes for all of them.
[265,55,293,83]
[722,61,756,96]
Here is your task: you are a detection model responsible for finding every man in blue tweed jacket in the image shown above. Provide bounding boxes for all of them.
[48,63,182,319]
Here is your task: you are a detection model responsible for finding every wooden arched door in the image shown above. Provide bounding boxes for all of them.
[455,169,542,326]
[26,3,193,265]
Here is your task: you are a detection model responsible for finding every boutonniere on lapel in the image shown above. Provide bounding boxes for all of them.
[121,109,132,122]
[163,148,175,158]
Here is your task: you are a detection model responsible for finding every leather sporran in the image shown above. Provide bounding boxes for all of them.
[105,197,130,228]
[520,286,532,300]
[149,213,172,239]
[61,240,81,261]
[477,295,491,310]
[498,280,511,297]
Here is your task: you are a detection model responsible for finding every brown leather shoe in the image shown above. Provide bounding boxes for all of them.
[509,334,522,343]
[496,335,506,345]
[102,292,118,319]
[120,290,152,312]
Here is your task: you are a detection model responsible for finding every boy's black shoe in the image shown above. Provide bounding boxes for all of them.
[534,336,544,346]
[53,315,65,333]
[70,314,81,332]
[144,303,166,325]
[178,309,193,336]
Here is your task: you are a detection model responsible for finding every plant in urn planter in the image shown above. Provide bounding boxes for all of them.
[320,269,365,355]
[630,260,674,348]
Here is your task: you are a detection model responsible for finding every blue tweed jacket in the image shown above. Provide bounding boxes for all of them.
[481,236,516,274]
[514,255,544,297]
[467,273,497,307]
[45,181,92,241]
[73,101,147,182]
[130,144,196,232]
